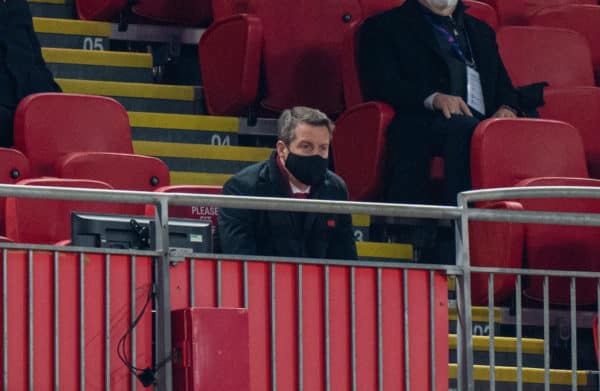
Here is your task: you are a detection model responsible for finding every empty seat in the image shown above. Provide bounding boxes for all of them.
[146,185,222,230]
[530,4,600,85]
[14,93,133,177]
[479,0,527,25]
[523,0,596,19]
[538,87,600,178]
[132,0,212,26]
[464,0,499,30]
[470,118,600,305]
[76,0,127,21]
[497,26,595,87]
[5,178,124,244]
[56,152,170,214]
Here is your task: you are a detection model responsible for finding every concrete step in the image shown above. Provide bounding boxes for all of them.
[449,334,544,367]
[42,47,153,83]
[55,78,203,114]
[28,0,75,19]
[129,112,239,146]
[34,17,111,50]
[448,364,596,391]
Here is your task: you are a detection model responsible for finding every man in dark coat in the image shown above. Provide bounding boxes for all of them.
[218,106,358,260]
[0,0,61,147]
[359,0,520,205]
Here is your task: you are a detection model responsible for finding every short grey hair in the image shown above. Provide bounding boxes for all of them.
[277,106,334,145]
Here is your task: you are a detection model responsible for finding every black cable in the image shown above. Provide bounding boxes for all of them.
[117,286,157,386]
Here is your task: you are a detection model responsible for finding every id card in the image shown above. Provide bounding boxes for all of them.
[467,66,485,116]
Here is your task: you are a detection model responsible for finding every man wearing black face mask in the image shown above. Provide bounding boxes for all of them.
[217,106,358,260]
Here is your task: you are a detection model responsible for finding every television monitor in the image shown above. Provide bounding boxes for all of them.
[71,212,212,255]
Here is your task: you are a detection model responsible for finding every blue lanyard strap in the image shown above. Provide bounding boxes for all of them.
[425,13,476,68]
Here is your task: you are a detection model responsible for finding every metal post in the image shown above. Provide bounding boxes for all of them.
[154,199,173,391]
[456,197,475,391]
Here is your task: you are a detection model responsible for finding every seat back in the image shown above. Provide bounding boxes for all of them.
[132,0,212,26]
[147,185,222,230]
[518,176,600,305]
[464,0,499,30]
[0,148,30,235]
[5,178,124,244]
[480,0,527,25]
[538,87,600,178]
[14,93,133,177]
[530,5,600,84]
[497,26,595,87]
[471,118,588,189]
[76,0,127,21]
[56,152,171,215]
[524,0,596,19]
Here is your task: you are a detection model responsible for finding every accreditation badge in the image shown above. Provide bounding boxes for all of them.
[467,65,485,116]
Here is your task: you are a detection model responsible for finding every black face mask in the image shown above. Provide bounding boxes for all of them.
[284,152,328,186]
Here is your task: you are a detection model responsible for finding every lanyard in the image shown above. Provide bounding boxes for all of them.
[425,13,476,68]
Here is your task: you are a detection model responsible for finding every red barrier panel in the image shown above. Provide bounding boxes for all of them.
[0,250,153,390]
[170,259,449,391]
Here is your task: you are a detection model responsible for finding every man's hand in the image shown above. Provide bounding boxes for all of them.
[492,106,517,118]
[432,93,473,119]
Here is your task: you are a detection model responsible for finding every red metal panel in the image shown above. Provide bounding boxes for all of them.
[221,261,244,308]
[354,267,378,390]
[274,263,298,391]
[194,260,218,307]
[301,265,325,391]
[246,262,271,391]
[381,269,405,390]
[328,266,351,390]
[172,307,250,390]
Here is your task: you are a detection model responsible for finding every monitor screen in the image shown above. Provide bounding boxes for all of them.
[71,212,212,255]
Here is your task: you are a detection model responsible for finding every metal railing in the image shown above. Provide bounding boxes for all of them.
[2,184,600,390]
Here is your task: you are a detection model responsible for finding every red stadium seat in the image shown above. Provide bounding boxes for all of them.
[538,87,600,179]
[470,118,600,305]
[4,178,125,245]
[479,0,527,25]
[529,4,600,85]
[132,0,212,26]
[497,26,595,88]
[56,152,170,215]
[76,0,127,21]
[145,185,222,230]
[14,93,133,177]
[0,148,29,236]
[523,0,596,19]
[464,0,499,30]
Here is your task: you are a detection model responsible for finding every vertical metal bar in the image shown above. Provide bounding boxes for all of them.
[597,279,600,391]
[104,254,110,391]
[488,273,495,391]
[28,250,33,391]
[2,249,7,391]
[189,259,195,307]
[270,263,277,391]
[324,266,330,391]
[154,199,173,390]
[543,276,550,391]
[403,269,410,391]
[377,268,383,391]
[297,265,303,391]
[130,256,137,391]
[516,275,522,391]
[570,277,577,391]
[216,260,222,308]
[79,252,85,391]
[455,204,475,391]
[429,271,436,391]
[243,262,249,309]
[54,251,60,391]
[350,267,356,391]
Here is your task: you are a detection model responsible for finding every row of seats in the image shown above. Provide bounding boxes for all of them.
[469,118,600,307]
[0,177,220,245]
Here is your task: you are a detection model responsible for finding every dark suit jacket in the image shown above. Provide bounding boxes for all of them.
[218,152,358,260]
[0,0,61,108]
[359,0,519,117]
